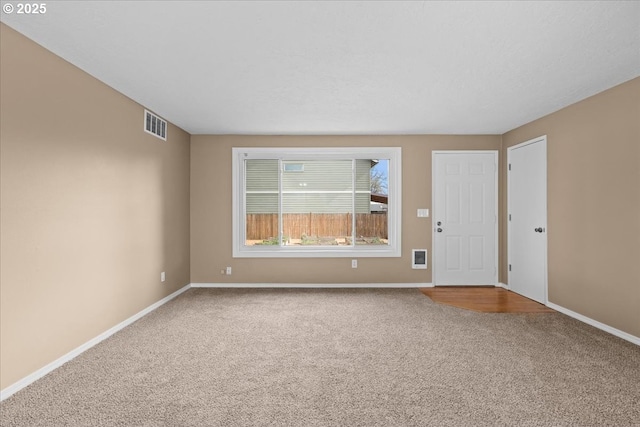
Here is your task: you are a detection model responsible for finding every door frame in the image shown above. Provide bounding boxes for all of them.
[431,150,499,286]
[507,135,548,304]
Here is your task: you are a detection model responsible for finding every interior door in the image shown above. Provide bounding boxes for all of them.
[433,152,498,286]
[508,136,547,303]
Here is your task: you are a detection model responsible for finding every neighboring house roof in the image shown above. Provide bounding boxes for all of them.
[371,193,388,204]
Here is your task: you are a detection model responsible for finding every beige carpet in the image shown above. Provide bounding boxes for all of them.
[1,288,639,426]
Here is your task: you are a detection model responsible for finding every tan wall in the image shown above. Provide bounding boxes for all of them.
[500,77,640,337]
[0,24,191,389]
[191,135,501,284]
[3,19,637,393]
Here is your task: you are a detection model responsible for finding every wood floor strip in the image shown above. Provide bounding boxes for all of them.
[420,287,555,313]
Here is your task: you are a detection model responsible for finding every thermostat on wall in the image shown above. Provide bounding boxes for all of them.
[412,249,427,269]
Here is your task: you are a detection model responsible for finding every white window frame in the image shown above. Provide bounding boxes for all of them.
[232,147,402,258]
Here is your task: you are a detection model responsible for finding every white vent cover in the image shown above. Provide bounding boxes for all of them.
[412,249,427,269]
[144,109,167,140]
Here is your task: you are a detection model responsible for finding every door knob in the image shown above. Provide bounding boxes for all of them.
[534,227,544,233]
[437,228,443,232]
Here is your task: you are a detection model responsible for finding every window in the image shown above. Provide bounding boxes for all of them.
[232,147,401,258]
[283,162,304,172]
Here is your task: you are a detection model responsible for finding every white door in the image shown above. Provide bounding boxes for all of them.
[433,151,498,286]
[508,136,547,303]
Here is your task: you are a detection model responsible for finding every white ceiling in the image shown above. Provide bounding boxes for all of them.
[2,1,639,135]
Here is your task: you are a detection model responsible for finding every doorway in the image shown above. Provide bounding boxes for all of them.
[507,136,548,304]
[432,151,498,286]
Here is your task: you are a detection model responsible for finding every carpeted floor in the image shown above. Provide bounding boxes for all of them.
[1,288,639,426]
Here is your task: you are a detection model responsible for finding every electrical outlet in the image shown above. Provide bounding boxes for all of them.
[351,259,357,268]
[226,266,232,275]
[160,272,166,282]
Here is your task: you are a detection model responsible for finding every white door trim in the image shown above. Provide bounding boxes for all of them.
[507,135,548,304]
[431,150,499,286]
[507,135,547,151]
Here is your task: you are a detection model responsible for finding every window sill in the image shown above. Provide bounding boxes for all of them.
[233,246,401,258]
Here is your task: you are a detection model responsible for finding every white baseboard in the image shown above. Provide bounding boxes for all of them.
[546,302,640,346]
[0,284,191,402]
[191,282,433,288]
[496,282,510,290]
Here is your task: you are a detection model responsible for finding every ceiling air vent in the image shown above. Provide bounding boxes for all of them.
[144,109,167,140]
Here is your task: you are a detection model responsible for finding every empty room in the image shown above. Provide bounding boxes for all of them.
[1,1,639,425]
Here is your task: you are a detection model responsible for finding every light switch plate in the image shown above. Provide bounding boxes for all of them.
[417,209,429,218]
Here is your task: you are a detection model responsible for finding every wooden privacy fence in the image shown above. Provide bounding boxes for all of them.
[246,213,387,240]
